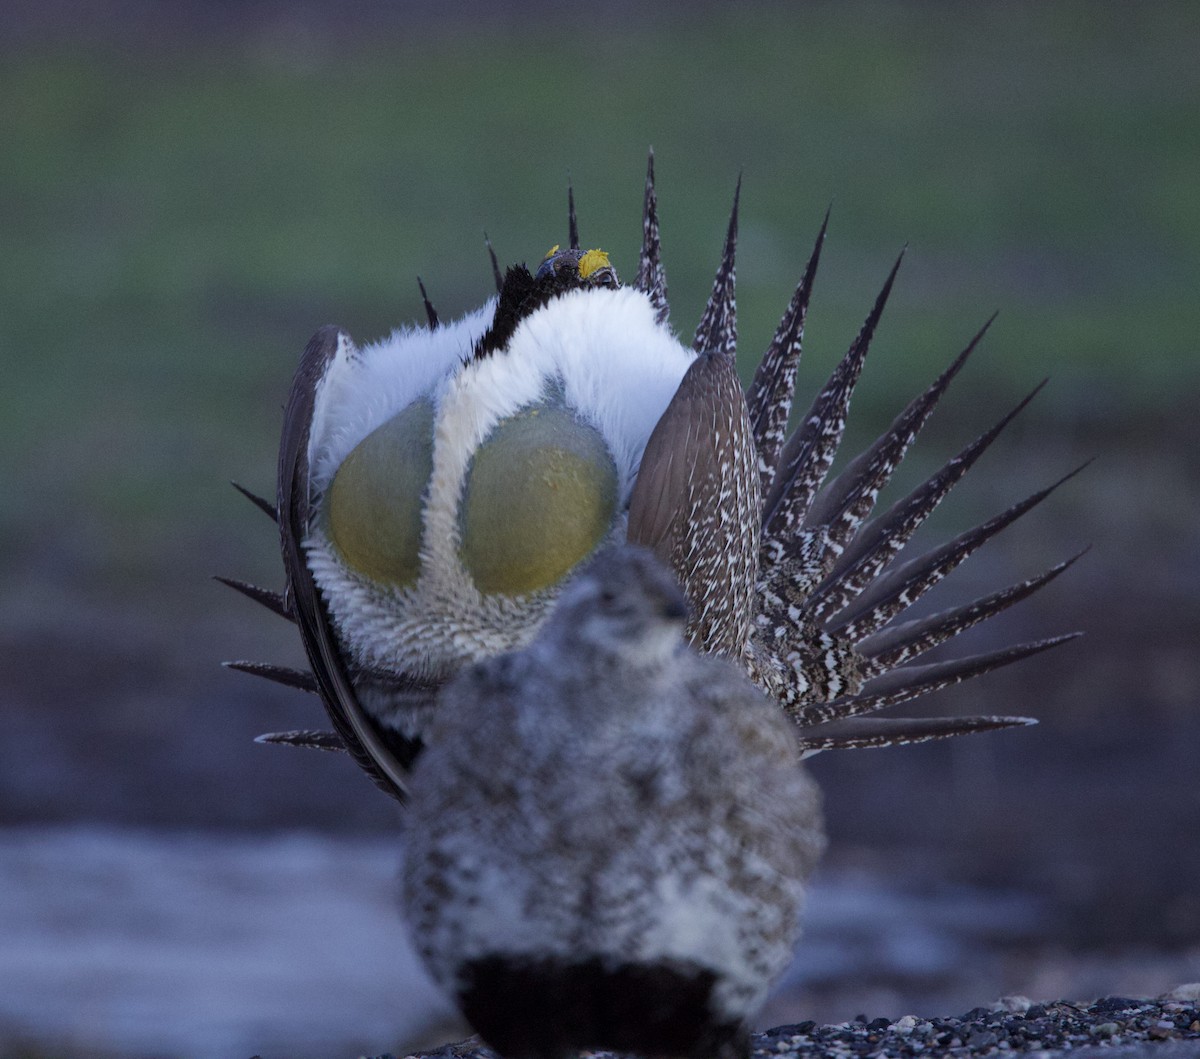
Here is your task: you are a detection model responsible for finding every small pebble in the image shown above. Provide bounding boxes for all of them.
[997,996,1032,1014]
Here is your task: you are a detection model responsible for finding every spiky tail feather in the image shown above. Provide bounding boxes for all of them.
[745,215,1083,743]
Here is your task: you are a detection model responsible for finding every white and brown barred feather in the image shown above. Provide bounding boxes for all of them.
[224,153,1082,792]
[627,350,761,658]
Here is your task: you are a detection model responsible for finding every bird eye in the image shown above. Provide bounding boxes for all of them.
[459,404,618,595]
[326,398,435,588]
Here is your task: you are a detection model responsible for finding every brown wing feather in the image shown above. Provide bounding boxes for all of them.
[628,351,761,658]
[277,325,415,801]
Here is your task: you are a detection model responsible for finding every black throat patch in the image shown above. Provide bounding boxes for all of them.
[474,249,620,360]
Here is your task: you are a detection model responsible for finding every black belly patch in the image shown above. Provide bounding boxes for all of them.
[458,954,749,1059]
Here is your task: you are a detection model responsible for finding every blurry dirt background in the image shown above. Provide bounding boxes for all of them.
[1,2,1197,1056]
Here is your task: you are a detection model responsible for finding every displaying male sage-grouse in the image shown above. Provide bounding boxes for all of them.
[224,152,1084,799]
[401,544,826,1059]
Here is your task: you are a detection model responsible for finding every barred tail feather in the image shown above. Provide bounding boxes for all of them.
[745,208,829,499]
[795,633,1080,728]
[829,461,1090,643]
[796,714,1036,754]
[802,315,993,549]
[692,176,740,359]
[856,547,1089,674]
[762,251,904,543]
[634,149,669,324]
[805,380,1049,623]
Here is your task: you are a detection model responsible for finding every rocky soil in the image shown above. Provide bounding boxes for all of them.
[389,992,1200,1059]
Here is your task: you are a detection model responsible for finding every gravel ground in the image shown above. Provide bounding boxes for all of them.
[389,991,1200,1059]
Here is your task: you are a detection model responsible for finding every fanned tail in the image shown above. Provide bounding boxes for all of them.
[741,235,1083,748]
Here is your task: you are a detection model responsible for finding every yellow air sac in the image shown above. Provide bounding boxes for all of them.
[327,399,435,588]
[460,406,618,595]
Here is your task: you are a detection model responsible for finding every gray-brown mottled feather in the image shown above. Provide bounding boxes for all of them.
[628,352,762,657]
[402,546,824,1055]
[691,178,740,360]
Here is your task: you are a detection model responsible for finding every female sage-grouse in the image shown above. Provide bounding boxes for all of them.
[401,544,826,1059]
[224,152,1083,799]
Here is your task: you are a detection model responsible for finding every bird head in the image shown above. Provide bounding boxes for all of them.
[540,545,690,669]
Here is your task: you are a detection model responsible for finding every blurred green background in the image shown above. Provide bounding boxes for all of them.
[1,0,1198,1033]
[3,1,1197,567]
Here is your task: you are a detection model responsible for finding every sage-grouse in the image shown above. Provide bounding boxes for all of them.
[224,153,1083,799]
[401,544,826,1059]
